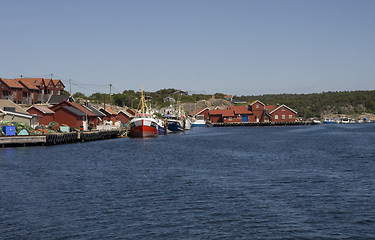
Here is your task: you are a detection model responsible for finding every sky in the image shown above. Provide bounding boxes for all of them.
[1,0,374,96]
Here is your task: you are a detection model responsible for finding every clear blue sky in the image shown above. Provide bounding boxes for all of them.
[1,0,374,96]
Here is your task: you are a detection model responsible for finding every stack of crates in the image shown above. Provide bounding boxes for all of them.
[2,126,16,136]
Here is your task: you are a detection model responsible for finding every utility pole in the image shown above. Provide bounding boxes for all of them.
[109,83,112,107]
[69,79,72,96]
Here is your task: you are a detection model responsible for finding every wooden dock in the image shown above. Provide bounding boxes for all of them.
[0,130,125,148]
[210,121,309,127]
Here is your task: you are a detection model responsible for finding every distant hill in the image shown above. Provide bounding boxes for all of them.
[234,90,375,119]
[74,89,375,119]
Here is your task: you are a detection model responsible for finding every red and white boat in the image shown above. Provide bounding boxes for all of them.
[128,87,159,138]
[128,116,158,138]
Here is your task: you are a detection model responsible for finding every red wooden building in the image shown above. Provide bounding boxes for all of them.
[208,100,297,124]
[191,107,210,120]
[99,107,117,123]
[267,104,297,122]
[50,101,99,127]
[26,105,55,125]
[117,110,133,124]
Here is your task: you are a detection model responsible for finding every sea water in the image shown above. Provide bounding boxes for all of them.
[1,124,375,239]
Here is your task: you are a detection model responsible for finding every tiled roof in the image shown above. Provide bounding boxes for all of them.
[52,80,65,87]
[191,107,209,116]
[208,110,223,115]
[265,105,276,113]
[14,78,44,87]
[44,79,55,89]
[18,79,40,90]
[208,109,235,117]
[221,109,236,117]
[231,106,252,115]
[100,107,117,115]
[0,78,23,88]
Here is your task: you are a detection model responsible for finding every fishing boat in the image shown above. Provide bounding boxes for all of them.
[128,87,158,138]
[164,114,184,133]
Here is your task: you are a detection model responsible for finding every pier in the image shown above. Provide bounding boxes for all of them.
[210,121,309,127]
[0,130,125,148]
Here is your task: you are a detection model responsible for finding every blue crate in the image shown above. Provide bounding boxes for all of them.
[2,126,16,136]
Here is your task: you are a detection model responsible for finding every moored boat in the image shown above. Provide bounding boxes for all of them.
[164,115,184,133]
[128,87,159,138]
[191,115,207,127]
[128,117,158,138]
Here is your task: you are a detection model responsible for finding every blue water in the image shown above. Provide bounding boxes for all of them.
[1,124,375,239]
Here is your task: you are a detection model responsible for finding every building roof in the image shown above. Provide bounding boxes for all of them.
[0,99,29,114]
[62,106,86,117]
[0,78,24,88]
[191,107,209,116]
[52,79,65,87]
[69,102,96,117]
[230,106,252,115]
[47,95,70,105]
[268,104,297,114]
[26,105,55,114]
[18,79,40,90]
[265,105,277,113]
[249,100,265,106]
[0,108,40,119]
[208,109,235,117]
[84,105,106,117]
[43,79,55,87]
[208,109,223,115]
[118,110,133,118]
[100,107,117,115]
[14,78,44,87]
[221,109,236,117]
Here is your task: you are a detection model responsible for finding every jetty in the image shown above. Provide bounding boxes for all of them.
[0,130,126,148]
[210,121,309,127]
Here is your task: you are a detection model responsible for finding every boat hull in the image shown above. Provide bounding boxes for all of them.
[167,119,184,132]
[129,118,158,138]
[191,119,207,127]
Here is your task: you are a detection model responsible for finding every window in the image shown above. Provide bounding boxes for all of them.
[275,115,278,120]
[289,115,292,119]
[282,107,285,111]
[3,90,9,96]
[282,115,285,119]
[256,104,259,108]
[229,117,232,121]
[23,92,28,98]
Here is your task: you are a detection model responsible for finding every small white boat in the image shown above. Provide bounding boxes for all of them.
[191,115,207,127]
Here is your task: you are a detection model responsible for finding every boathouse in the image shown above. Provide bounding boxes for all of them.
[99,107,117,123]
[51,106,86,129]
[207,100,297,124]
[191,107,210,120]
[230,106,253,122]
[50,101,99,127]
[117,110,133,125]
[26,105,55,125]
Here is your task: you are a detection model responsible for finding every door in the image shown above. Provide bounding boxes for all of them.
[242,115,248,122]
